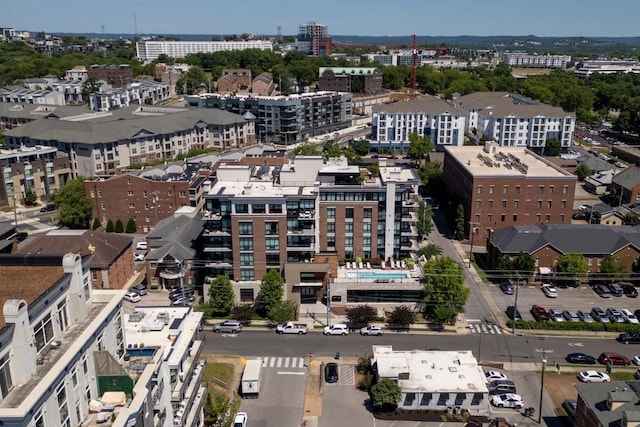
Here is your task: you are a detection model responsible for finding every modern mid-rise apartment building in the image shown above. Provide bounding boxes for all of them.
[4,106,255,176]
[443,143,577,241]
[371,95,466,151]
[186,91,352,145]
[202,155,421,282]
[452,92,576,149]
[296,22,331,57]
[136,39,274,61]
[0,251,206,427]
[501,52,571,68]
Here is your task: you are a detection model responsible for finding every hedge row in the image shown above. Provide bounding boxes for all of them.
[506,320,640,333]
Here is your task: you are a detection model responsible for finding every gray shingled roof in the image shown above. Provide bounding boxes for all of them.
[372,95,463,115]
[491,224,640,255]
[452,91,573,118]
[146,215,204,261]
[613,166,640,191]
[575,382,640,427]
[4,107,247,145]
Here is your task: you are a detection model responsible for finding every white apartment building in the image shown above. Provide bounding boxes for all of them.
[452,92,575,149]
[371,95,465,151]
[89,80,171,112]
[0,252,206,427]
[136,40,274,61]
[574,59,640,78]
[502,52,571,68]
[65,66,88,82]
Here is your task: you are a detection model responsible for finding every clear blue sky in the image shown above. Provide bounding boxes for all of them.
[3,0,639,37]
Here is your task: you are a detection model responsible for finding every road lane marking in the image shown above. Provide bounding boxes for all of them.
[277,371,306,375]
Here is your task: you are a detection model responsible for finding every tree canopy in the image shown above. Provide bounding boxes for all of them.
[54,178,93,229]
[554,253,589,286]
[256,270,285,317]
[370,378,402,412]
[207,276,235,316]
[407,131,434,164]
[345,305,377,327]
[422,257,469,324]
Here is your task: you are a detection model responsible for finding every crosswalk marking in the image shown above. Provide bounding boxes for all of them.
[468,322,502,335]
[259,357,306,369]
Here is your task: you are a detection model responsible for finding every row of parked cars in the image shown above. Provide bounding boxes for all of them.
[593,282,638,298]
[508,304,640,324]
[483,370,524,409]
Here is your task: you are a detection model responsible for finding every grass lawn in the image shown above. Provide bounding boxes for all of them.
[203,362,234,388]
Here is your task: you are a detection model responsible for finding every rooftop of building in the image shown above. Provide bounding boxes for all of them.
[445,144,572,178]
[0,144,61,161]
[319,67,379,75]
[16,229,132,269]
[146,214,204,261]
[575,381,640,426]
[451,91,573,117]
[192,90,349,102]
[372,95,463,115]
[372,345,488,394]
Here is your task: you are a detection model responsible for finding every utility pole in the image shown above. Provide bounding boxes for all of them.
[512,270,520,335]
[326,268,331,327]
[535,349,552,423]
[12,194,18,227]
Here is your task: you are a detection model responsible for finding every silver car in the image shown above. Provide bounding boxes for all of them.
[578,310,594,323]
[563,310,580,322]
[549,308,564,322]
[213,320,243,333]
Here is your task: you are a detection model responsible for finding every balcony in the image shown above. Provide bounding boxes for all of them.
[287,226,315,235]
[202,227,230,237]
[400,225,418,236]
[400,239,419,251]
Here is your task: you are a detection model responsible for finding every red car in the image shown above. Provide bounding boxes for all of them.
[598,352,631,366]
[531,305,550,322]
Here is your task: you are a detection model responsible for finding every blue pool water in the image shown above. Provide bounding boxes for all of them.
[127,348,157,357]
[356,272,408,280]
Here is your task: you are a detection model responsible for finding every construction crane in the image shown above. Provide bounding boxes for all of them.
[411,34,418,93]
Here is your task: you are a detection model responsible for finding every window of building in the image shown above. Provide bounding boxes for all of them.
[0,352,13,399]
[539,185,544,194]
[71,367,78,389]
[477,186,482,194]
[252,204,266,214]
[57,300,69,332]
[514,200,519,208]
[561,200,566,208]
[404,393,416,406]
[266,253,280,265]
[327,208,336,218]
[265,222,279,235]
[489,186,494,194]
[345,223,354,233]
[240,269,254,280]
[437,393,449,406]
[238,222,253,235]
[563,185,568,194]
[239,237,253,251]
[265,237,279,251]
[420,393,432,407]
[57,381,70,427]
[34,314,54,352]
[82,355,88,375]
[515,186,520,194]
[127,190,133,196]
[33,407,45,427]
[236,204,249,214]
[503,185,508,194]
[240,289,254,302]
[488,214,492,223]
[545,214,551,222]
[537,200,542,208]
[345,208,354,219]
[363,208,372,218]
[513,214,518,222]
[560,214,565,222]
[240,253,254,266]
[549,186,554,194]
[502,200,507,208]
[363,222,371,233]
[475,214,480,223]
[269,203,282,214]
[548,201,552,208]
[476,200,481,208]
[536,214,541,223]
[488,200,493,208]
[455,393,466,405]
[327,236,335,247]
[179,191,186,197]
[345,237,353,246]
[327,222,336,233]
[501,214,506,222]
[471,393,483,405]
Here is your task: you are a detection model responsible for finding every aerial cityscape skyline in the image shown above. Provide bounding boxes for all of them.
[3,0,640,38]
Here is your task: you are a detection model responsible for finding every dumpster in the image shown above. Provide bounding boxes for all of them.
[524,407,535,417]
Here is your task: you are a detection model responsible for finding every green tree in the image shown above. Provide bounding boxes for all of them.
[544,138,562,156]
[54,178,93,229]
[370,378,402,412]
[386,305,416,327]
[418,161,444,198]
[496,255,514,272]
[105,219,114,232]
[91,218,101,230]
[600,254,625,280]
[268,300,297,323]
[455,203,465,240]
[256,270,284,317]
[422,257,469,324]
[24,190,37,206]
[125,217,137,233]
[230,304,255,324]
[81,78,101,102]
[208,275,235,316]
[352,139,371,156]
[513,252,536,275]
[345,305,377,327]
[114,219,124,233]
[575,163,593,181]
[292,143,321,156]
[418,243,443,260]
[624,212,640,226]
[554,253,589,286]
[417,201,433,238]
[407,131,434,165]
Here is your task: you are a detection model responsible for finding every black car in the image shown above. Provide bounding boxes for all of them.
[566,352,597,364]
[594,285,612,298]
[499,282,514,295]
[622,283,638,298]
[618,332,640,344]
[607,283,624,297]
[506,306,522,321]
[324,362,339,383]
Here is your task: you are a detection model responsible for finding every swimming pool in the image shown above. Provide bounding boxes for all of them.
[356,272,408,280]
[126,347,157,357]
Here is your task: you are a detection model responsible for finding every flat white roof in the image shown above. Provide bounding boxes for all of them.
[373,345,488,394]
[445,145,571,178]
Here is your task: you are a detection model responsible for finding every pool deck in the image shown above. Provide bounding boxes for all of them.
[337,264,423,282]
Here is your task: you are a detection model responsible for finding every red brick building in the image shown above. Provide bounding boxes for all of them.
[15,229,134,289]
[318,67,383,95]
[87,64,134,87]
[443,143,576,242]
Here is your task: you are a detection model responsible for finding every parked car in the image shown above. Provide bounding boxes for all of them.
[607,308,626,323]
[500,282,514,295]
[134,253,145,261]
[563,399,577,419]
[594,285,612,298]
[563,310,580,322]
[323,324,349,336]
[635,369,640,380]
[360,325,383,336]
[548,308,564,322]
[531,305,550,322]
[633,356,640,366]
[213,320,242,333]
[233,412,248,427]
[488,380,517,395]
[578,310,595,323]
[618,331,640,344]
[171,296,193,306]
[541,284,558,298]
[598,352,631,366]
[324,362,339,383]
[608,283,624,297]
[491,394,524,409]
[40,203,57,212]
[591,307,610,323]
[131,284,147,296]
[123,292,141,303]
[485,371,508,382]
[169,288,195,299]
[622,283,638,298]
[578,370,610,383]
[136,241,147,250]
[566,353,597,364]
[622,308,640,324]
[506,306,522,321]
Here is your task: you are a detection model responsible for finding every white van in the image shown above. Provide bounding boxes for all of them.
[323,324,349,336]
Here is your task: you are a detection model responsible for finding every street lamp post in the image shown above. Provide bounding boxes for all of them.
[512,270,521,335]
[538,352,548,423]
[468,222,478,268]
[326,268,331,327]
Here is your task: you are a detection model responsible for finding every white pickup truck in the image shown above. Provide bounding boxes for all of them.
[275,322,308,335]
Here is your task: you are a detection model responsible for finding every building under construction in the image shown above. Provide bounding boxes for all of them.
[296,22,331,57]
